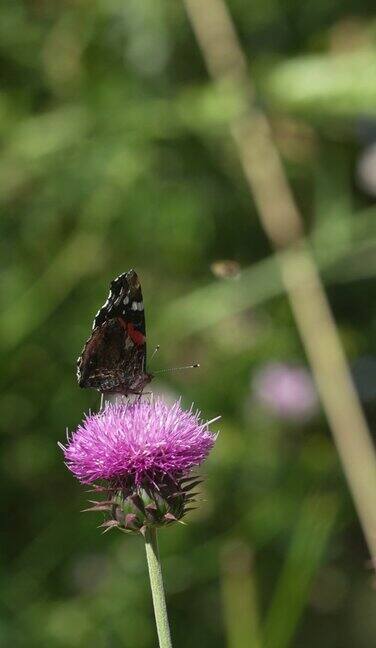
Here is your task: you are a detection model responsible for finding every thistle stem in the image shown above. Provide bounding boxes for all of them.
[144,527,173,648]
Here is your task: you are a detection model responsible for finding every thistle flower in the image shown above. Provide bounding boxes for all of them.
[61,398,218,533]
[252,362,318,423]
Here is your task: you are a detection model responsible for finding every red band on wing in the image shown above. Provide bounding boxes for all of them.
[126,322,146,346]
[117,317,146,346]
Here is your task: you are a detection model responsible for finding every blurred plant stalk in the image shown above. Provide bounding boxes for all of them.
[263,494,339,648]
[220,541,262,648]
[182,0,376,565]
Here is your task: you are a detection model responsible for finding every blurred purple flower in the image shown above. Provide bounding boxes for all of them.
[62,398,217,486]
[252,362,318,423]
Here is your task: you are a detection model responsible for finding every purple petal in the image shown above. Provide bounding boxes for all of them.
[62,398,217,484]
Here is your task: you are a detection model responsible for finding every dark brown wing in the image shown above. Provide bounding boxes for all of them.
[77,270,150,394]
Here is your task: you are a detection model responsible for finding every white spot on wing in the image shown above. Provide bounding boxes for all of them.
[131,302,138,311]
[137,301,144,311]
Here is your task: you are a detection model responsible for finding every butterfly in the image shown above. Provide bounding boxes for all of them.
[77,270,153,396]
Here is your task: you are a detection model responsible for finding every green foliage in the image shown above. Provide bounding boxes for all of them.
[1,1,376,647]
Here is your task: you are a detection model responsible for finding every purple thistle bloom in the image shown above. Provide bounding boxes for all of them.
[252,362,318,423]
[62,398,217,486]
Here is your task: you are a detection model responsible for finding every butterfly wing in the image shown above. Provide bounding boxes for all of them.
[77,269,150,394]
[93,270,145,337]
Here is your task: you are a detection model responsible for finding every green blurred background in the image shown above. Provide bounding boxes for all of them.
[2,1,376,646]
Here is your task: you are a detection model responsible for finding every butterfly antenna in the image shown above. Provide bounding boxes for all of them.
[154,363,200,375]
[150,345,160,363]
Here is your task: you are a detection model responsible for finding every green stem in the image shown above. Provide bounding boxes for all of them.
[144,527,173,648]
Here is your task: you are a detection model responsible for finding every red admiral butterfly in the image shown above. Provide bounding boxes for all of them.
[77,270,153,395]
